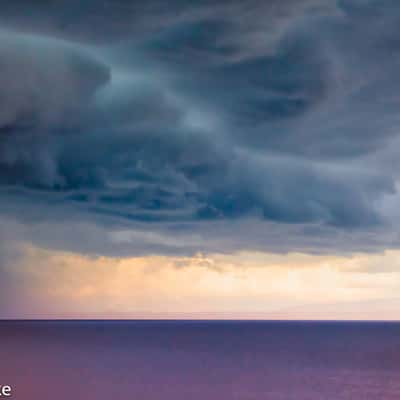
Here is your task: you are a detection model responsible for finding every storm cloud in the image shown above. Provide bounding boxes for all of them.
[1,0,400,256]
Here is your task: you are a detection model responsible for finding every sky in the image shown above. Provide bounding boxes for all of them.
[1,0,400,319]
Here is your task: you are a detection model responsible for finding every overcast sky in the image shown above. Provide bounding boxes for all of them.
[1,0,400,319]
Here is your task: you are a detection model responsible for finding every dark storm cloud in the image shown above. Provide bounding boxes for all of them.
[0,0,335,45]
[0,31,110,188]
[1,0,400,255]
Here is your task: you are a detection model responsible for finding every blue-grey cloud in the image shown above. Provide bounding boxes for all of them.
[1,0,400,256]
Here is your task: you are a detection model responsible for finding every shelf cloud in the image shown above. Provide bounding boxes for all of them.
[1,0,400,257]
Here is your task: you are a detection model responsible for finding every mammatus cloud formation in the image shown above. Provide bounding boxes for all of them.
[2,0,400,317]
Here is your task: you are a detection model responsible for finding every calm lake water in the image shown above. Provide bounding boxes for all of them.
[0,321,399,399]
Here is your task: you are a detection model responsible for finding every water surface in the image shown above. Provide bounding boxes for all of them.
[1,321,399,399]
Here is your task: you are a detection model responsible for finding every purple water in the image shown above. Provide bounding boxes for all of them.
[0,321,399,399]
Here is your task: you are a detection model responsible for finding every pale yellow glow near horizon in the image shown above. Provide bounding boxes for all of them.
[9,244,400,320]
